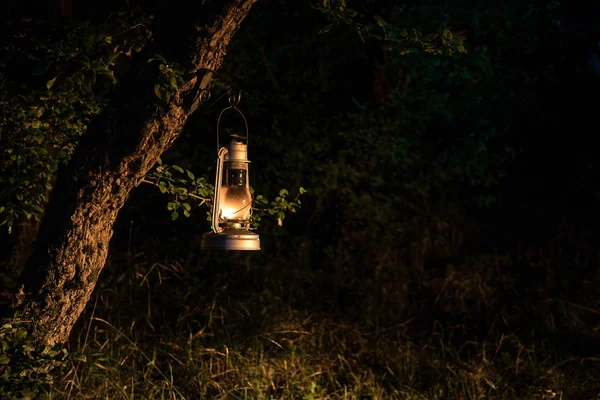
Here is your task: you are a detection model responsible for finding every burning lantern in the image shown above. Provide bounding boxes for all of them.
[201,93,260,251]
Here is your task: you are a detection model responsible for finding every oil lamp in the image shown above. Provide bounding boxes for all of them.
[201,93,260,251]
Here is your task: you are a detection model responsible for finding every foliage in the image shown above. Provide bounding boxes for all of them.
[315,0,467,55]
[0,323,67,400]
[149,54,185,103]
[0,9,153,232]
[253,187,307,228]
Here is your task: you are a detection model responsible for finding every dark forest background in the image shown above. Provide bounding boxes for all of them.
[2,0,600,398]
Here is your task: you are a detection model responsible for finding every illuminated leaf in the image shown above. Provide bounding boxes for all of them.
[46,77,57,89]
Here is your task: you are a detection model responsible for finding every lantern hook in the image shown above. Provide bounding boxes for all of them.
[216,90,249,153]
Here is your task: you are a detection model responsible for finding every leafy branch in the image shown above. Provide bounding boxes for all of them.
[143,158,213,220]
[315,1,467,55]
[143,159,306,226]
[252,187,306,227]
[148,54,185,103]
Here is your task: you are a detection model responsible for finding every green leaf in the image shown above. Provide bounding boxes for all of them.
[443,29,453,40]
[15,329,27,340]
[46,77,57,89]
[374,15,385,28]
[319,23,335,35]
[186,170,195,180]
[171,165,184,173]
[182,203,191,211]
[154,84,162,100]
[22,344,34,352]
[104,70,117,85]
[34,106,45,118]
[149,54,166,64]
[0,354,9,365]
[41,345,53,356]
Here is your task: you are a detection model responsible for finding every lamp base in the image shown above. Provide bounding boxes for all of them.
[201,228,261,251]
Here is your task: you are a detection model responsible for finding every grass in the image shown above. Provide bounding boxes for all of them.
[39,239,600,399]
[40,212,600,400]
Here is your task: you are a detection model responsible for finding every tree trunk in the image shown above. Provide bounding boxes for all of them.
[4,0,257,347]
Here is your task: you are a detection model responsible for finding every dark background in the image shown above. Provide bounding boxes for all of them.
[2,0,600,397]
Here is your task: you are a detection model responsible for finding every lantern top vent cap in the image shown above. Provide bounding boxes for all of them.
[225,139,249,162]
[229,133,247,142]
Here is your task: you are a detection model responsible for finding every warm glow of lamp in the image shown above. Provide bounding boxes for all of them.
[216,139,252,223]
[219,186,252,220]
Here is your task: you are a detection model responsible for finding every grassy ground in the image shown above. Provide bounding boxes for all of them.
[42,212,600,400]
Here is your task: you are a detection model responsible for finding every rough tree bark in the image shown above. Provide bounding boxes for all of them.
[3,0,257,347]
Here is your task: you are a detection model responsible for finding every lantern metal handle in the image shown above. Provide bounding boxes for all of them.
[216,92,249,153]
[212,147,228,234]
